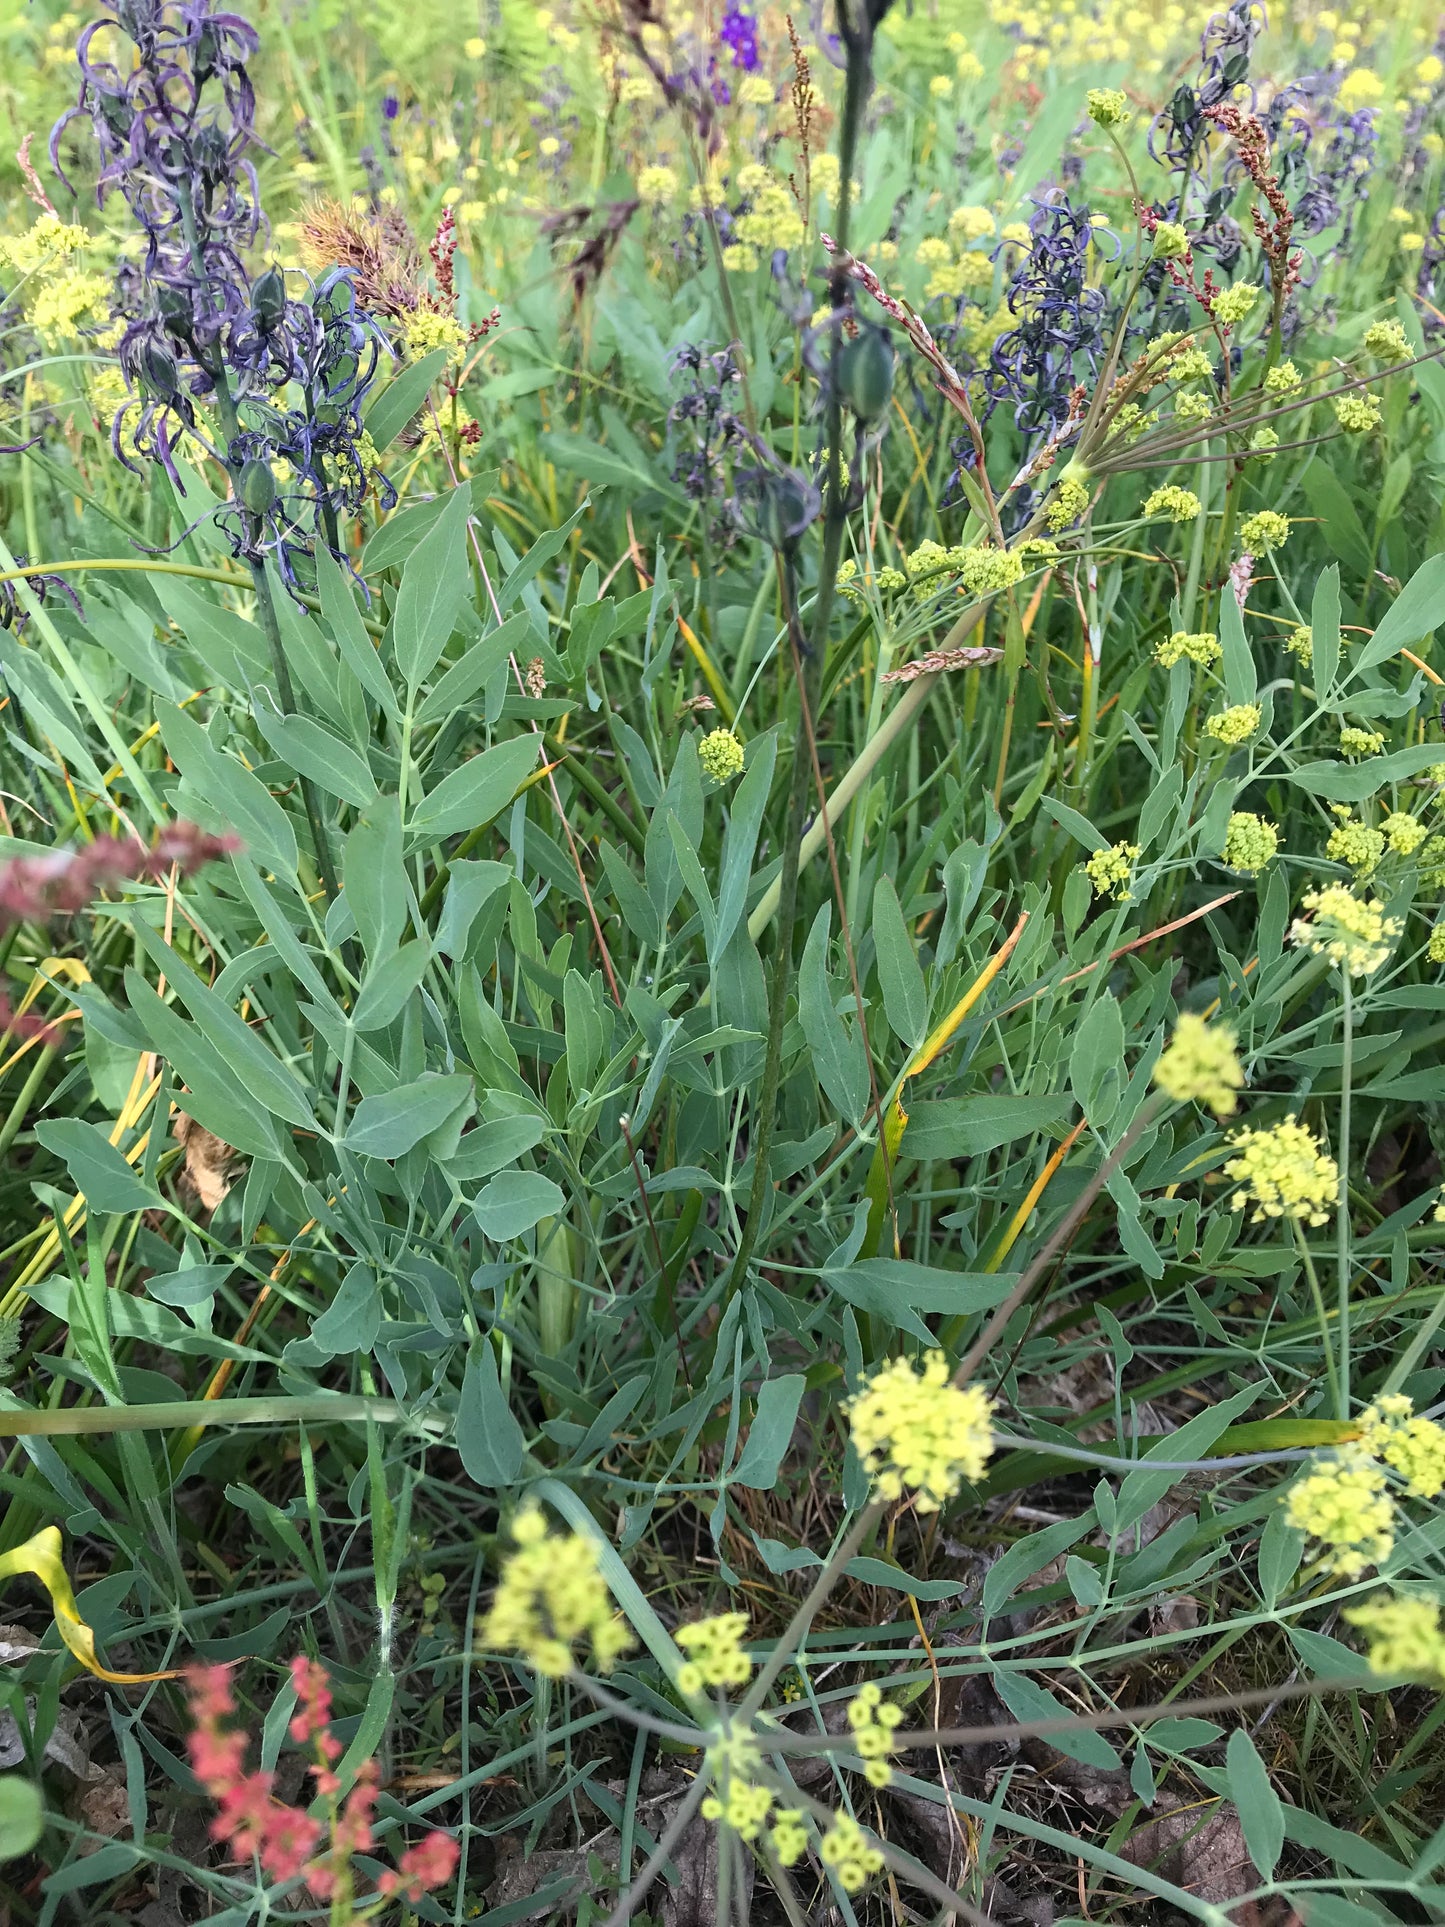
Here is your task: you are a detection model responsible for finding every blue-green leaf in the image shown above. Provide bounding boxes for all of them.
[392,484,474,688]
[346,1073,475,1158]
[33,1121,156,1214]
[732,1375,805,1489]
[409,735,538,841]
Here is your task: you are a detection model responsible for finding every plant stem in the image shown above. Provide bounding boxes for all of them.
[1337,970,1353,1416]
[247,555,340,899]
[1293,1217,1345,1420]
[724,7,872,1299]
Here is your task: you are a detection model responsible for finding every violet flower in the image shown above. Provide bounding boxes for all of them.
[986,193,1109,439]
[719,4,760,72]
[51,0,392,583]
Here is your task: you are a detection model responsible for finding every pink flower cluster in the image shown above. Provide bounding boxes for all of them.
[184,1660,459,1906]
[1,823,238,1045]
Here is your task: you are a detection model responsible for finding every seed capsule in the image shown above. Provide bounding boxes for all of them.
[250,266,287,335]
[239,458,277,516]
[836,327,895,423]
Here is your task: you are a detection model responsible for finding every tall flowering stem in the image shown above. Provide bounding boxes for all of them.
[184,1659,458,1914]
[50,0,397,898]
[726,0,884,1301]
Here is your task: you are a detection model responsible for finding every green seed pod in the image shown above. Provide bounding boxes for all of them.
[239,458,277,517]
[139,340,180,401]
[754,468,820,555]
[250,266,287,334]
[836,327,895,423]
[156,284,193,342]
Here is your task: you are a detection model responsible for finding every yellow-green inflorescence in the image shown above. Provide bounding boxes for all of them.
[820,1811,886,1893]
[675,1612,752,1696]
[480,1507,633,1678]
[1325,818,1385,872]
[845,1351,993,1512]
[1152,1013,1243,1116]
[1287,1397,1445,1577]
[1213,281,1259,327]
[1334,390,1383,433]
[1154,628,1219,668]
[1383,812,1426,856]
[1363,319,1411,362]
[1339,724,1386,757]
[1204,704,1261,746]
[1085,840,1139,899]
[1045,474,1091,530]
[1285,624,1313,664]
[1224,1117,1339,1226]
[1141,483,1202,522]
[1346,1593,1445,1685]
[1357,1394,1445,1500]
[1085,86,1130,126]
[1239,510,1290,552]
[846,1681,904,1788]
[1284,1452,1393,1576]
[1222,811,1278,874]
[698,729,746,784]
[1290,883,1401,975]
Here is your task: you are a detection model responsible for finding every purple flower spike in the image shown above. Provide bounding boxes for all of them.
[719,3,760,72]
[50,0,394,584]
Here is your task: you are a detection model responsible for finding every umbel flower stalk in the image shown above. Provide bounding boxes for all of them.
[51,0,398,896]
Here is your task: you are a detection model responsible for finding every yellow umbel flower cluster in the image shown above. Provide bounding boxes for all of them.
[1213,282,1260,327]
[698,729,745,784]
[1346,1593,1445,1684]
[1363,319,1411,362]
[1141,484,1202,522]
[699,1729,808,1863]
[400,309,470,366]
[734,167,806,252]
[1325,819,1384,872]
[846,1681,904,1788]
[1044,475,1090,530]
[700,1773,772,1841]
[1154,629,1220,668]
[1285,624,1313,664]
[675,1612,752,1695]
[636,164,678,207]
[1383,813,1426,856]
[29,268,108,342]
[820,1810,885,1892]
[1085,840,1139,900]
[0,214,89,275]
[769,1807,809,1866]
[1224,1118,1339,1226]
[845,1351,993,1512]
[1222,811,1278,875]
[1284,1452,1393,1576]
[1287,1397,1445,1580]
[479,1507,632,1678]
[1357,1395,1445,1500]
[1204,704,1261,746]
[1335,391,1383,433]
[1086,87,1129,126]
[1290,883,1401,976]
[1339,725,1386,757]
[902,540,1023,600]
[1240,510,1290,552]
[1152,1013,1243,1116]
